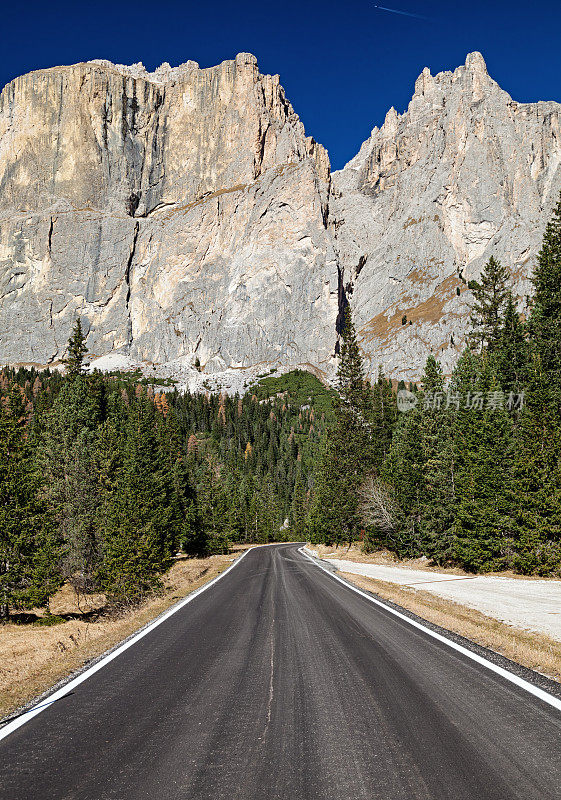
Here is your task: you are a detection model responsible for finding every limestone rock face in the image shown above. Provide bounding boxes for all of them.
[1,52,561,381]
[333,52,561,378]
[0,54,337,371]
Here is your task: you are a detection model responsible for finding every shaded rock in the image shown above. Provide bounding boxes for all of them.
[333,52,561,378]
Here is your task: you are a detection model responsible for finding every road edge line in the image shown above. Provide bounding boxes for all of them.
[299,546,561,713]
[0,547,256,742]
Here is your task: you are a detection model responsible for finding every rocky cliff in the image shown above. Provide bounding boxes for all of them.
[333,52,561,378]
[0,52,560,382]
[0,54,337,374]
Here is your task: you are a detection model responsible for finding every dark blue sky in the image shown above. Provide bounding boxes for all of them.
[2,0,560,169]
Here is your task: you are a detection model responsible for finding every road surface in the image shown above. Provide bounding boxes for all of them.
[1,543,560,799]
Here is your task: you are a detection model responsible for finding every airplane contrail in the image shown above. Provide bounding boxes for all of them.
[373,5,428,20]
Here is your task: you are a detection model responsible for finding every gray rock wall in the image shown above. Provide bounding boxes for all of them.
[1,51,560,380]
[0,54,337,371]
[333,52,561,378]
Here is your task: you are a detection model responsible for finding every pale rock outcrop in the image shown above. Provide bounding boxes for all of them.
[1,52,561,382]
[0,54,337,371]
[333,52,561,378]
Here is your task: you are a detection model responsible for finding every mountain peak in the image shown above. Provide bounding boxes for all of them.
[333,49,561,379]
[86,53,259,85]
[464,51,488,74]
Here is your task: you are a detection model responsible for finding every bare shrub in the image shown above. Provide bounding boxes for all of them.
[360,476,400,536]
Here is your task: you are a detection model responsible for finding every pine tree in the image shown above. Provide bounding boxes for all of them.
[375,355,452,563]
[187,433,198,456]
[469,256,510,353]
[496,292,528,394]
[512,363,561,574]
[97,396,177,602]
[528,192,561,403]
[379,404,424,557]
[451,355,515,571]
[417,355,455,563]
[38,376,102,594]
[421,354,444,393]
[0,390,60,617]
[371,369,397,469]
[63,317,89,376]
[510,194,561,573]
[290,474,308,539]
[307,307,374,545]
[195,455,233,553]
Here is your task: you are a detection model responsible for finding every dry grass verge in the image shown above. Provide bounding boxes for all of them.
[0,547,250,720]
[341,572,561,682]
[311,542,559,580]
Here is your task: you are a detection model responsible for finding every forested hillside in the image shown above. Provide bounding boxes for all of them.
[167,369,333,548]
[310,195,561,577]
[2,196,561,621]
[0,340,332,616]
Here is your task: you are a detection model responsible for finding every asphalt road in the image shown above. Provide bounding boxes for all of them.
[1,543,560,799]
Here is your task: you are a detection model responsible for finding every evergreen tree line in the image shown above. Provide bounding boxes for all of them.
[0,371,198,616]
[0,340,331,616]
[308,195,561,576]
[166,369,333,547]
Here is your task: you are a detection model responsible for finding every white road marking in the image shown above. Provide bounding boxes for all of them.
[0,547,260,742]
[299,547,561,713]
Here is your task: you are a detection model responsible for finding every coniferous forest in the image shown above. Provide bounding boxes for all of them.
[0,345,333,616]
[310,194,561,577]
[1,196,561,618]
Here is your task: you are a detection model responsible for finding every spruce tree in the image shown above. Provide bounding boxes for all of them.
[370,355,450,561]
[417,355,455,563]
[512,364,561,574]
[380,406,424,558]
[38,376,102,594]
[421,354,444,393]
[371,369,397,469]
[496,292,528,394]
[0,389,60,617]
[307,307,374,545]
[194,452,236,551]
[451,355,515,571]
[97,396,177,602]
[290,475,308,539]
[63,317,89,376]
[528,192,561,402]
[469,256,510,353]
[511,193,561,573]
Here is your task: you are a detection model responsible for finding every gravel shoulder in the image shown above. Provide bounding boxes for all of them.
[321,557,561,641]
